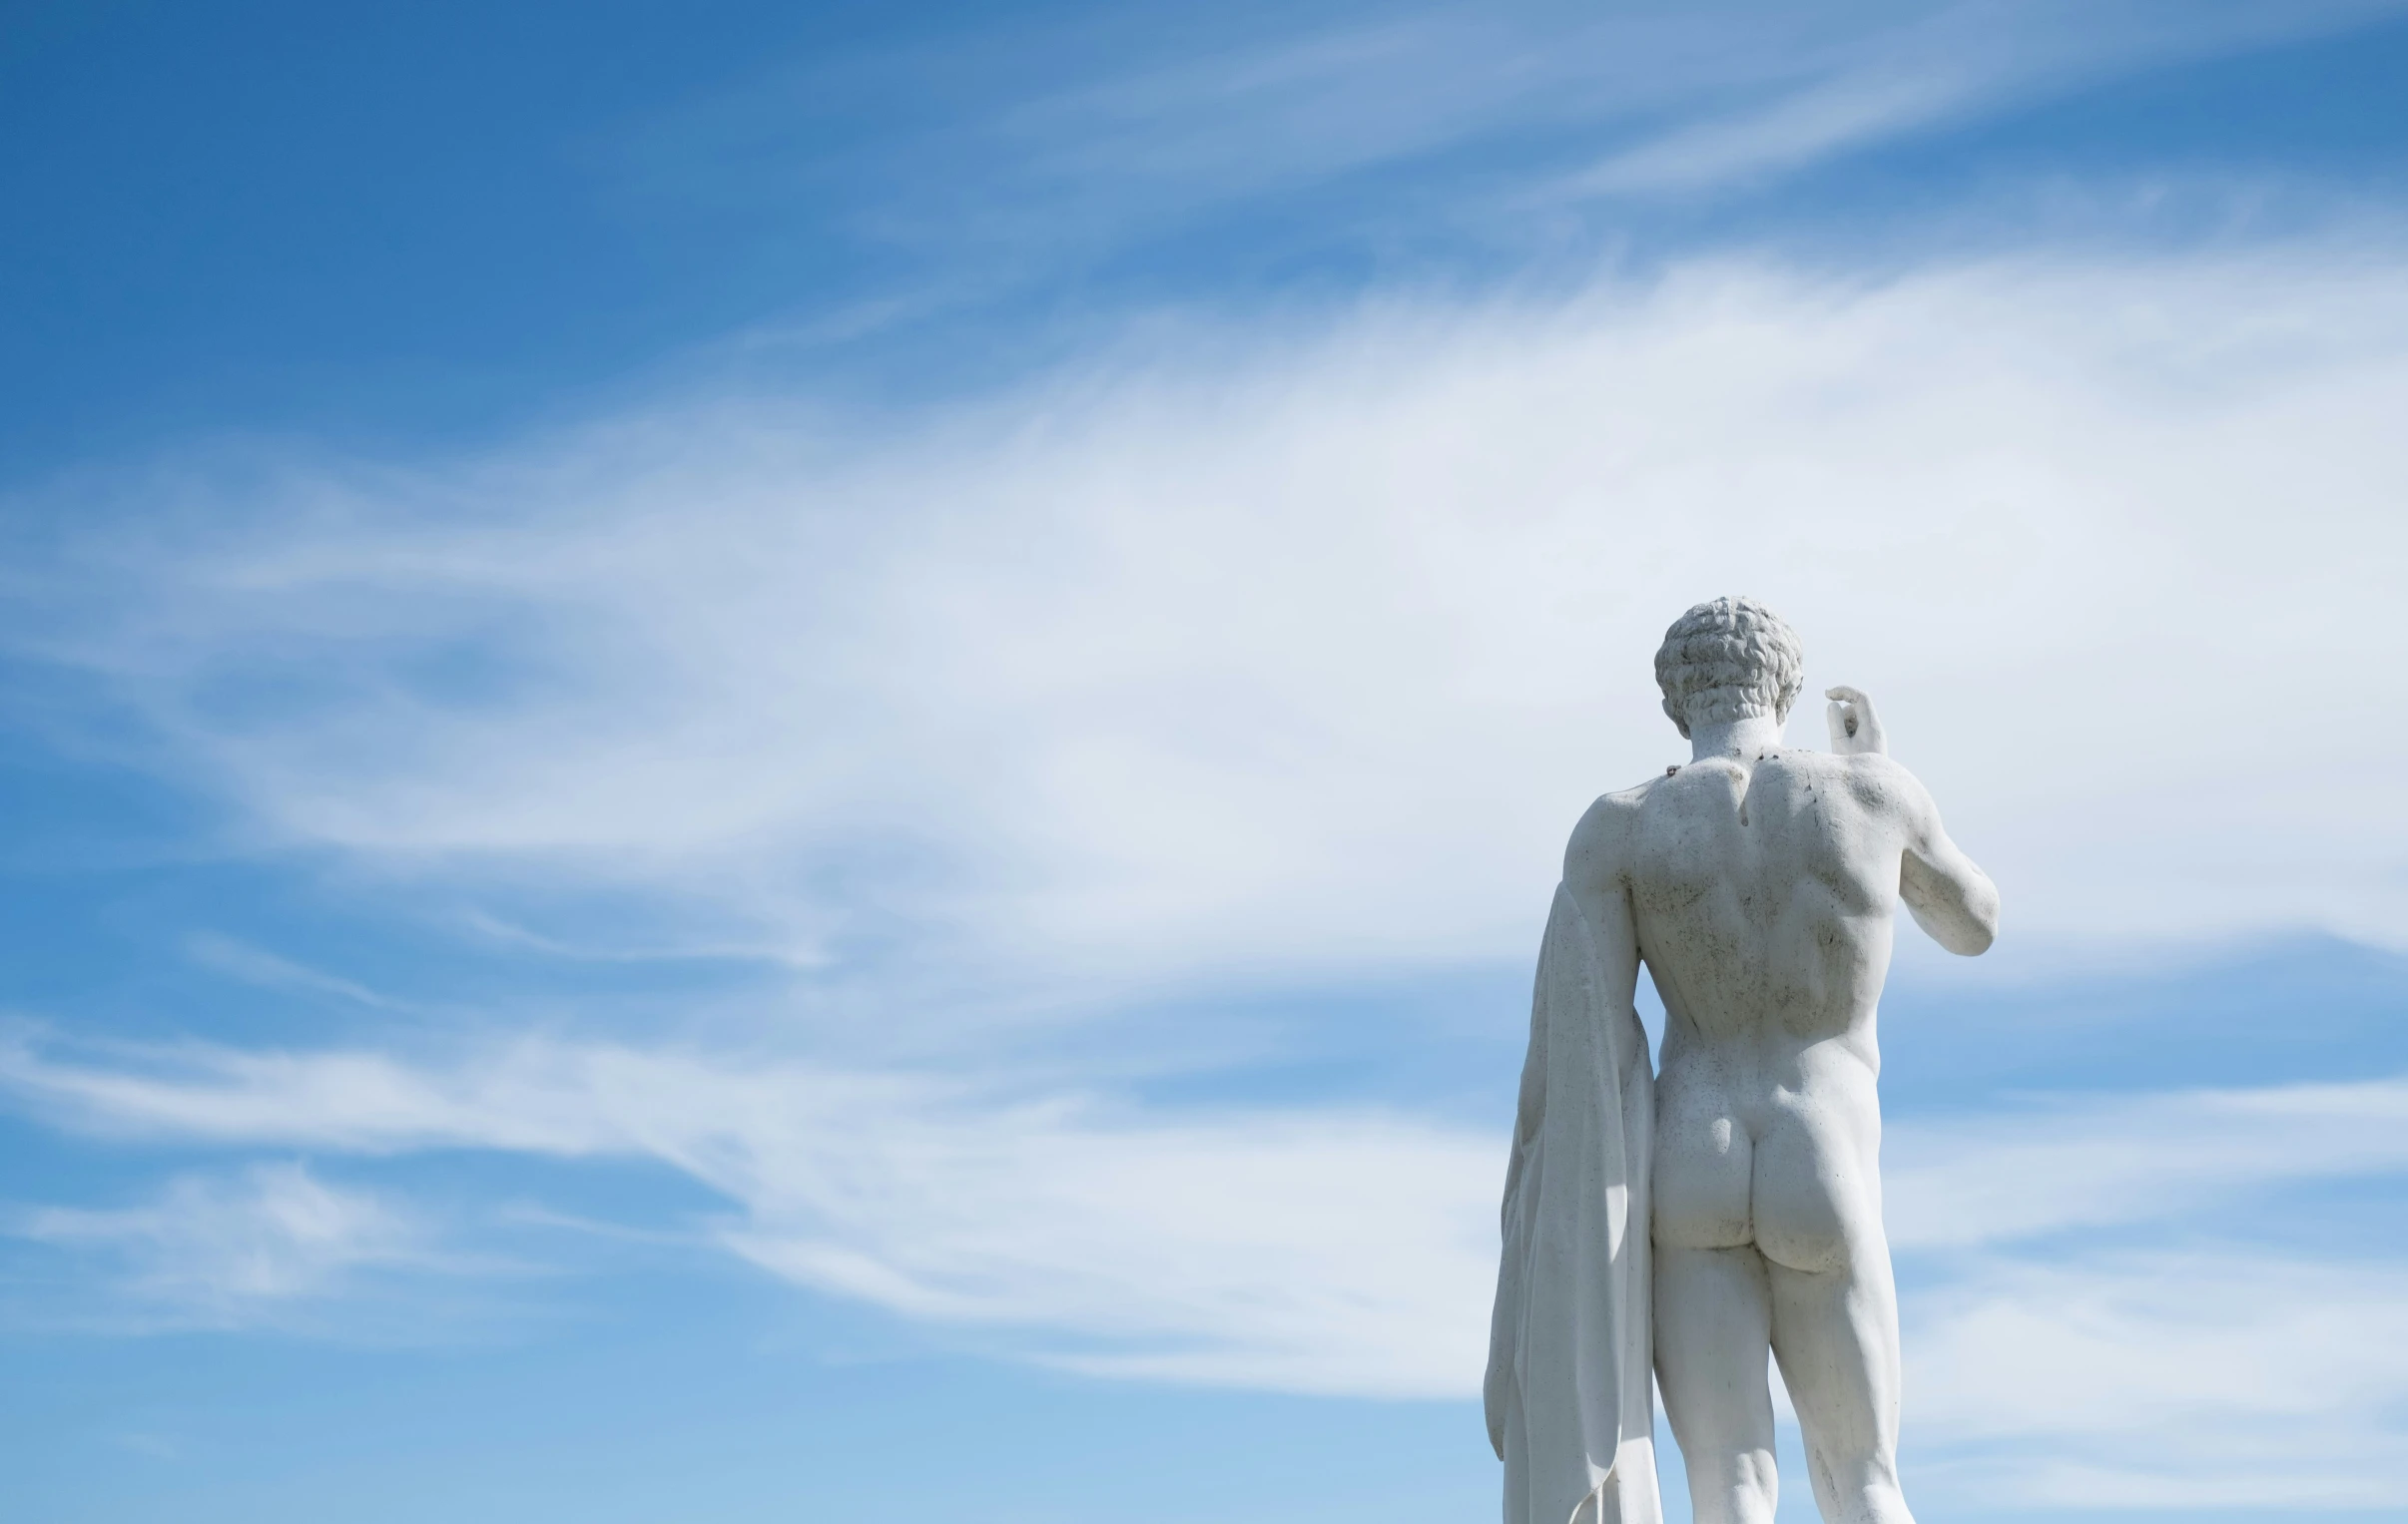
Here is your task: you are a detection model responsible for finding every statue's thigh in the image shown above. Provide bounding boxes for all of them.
[1655,1245,1778,1514]
[1749,1108,1879,1275]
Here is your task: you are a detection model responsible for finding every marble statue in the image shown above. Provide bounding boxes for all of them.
[1487,597,1999,1524]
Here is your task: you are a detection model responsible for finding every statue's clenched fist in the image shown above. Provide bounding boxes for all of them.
[1826,685,1886,756]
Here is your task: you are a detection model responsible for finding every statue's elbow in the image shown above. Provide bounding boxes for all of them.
[1914,883,1998,956]
[1950,884,2001,956]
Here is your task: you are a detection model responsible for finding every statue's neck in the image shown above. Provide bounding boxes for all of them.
[1688,714,1787,763]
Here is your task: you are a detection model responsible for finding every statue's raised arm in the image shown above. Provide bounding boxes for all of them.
[1824,683,2000,956]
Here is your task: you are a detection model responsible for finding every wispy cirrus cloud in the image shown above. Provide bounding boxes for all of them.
[5,1027,2407,1501]
[0,1030,1499,1394]
[1567,68,1971,196]
[183,932,407,1011]
[616,0,2408,289]
[1907,1253,2408,1508]
[10,1163,434,1330]
[16,244,2408,999]
[1886,1077,2408,1249]
[1558,0,2408,199]
[1889,1081,2408,1502]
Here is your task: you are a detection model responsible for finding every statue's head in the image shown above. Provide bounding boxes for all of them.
[1653,596,1804,740]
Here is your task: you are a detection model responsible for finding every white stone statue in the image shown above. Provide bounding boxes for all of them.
[1487,597,1999,1524]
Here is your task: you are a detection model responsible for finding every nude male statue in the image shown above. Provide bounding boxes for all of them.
[1487,597,1997,1524]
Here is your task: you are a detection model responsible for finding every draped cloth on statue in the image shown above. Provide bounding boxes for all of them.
[1486,883,1662,1524]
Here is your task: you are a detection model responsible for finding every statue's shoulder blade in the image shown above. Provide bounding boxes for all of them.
[1833,751,1940,823]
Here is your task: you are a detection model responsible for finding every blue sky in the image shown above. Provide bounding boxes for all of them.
[4,2,2408,1519]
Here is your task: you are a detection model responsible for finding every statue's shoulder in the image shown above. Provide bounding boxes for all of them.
[1583,773,1668,824]
[1563,775,1663,875]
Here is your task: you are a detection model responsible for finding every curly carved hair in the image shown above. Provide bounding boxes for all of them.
[1653,596,1805,739]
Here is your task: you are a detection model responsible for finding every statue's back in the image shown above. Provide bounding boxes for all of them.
[1622,751,1903,1049]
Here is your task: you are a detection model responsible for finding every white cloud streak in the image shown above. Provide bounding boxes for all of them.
[1570,70,1970,195]
[183,932,405,1010]
[1886,1077,2408,1249]
[632,0,2408,266]
[1907,1254,2408,1507]
[5,1030,2407,1501]
[0,1033,1500,1395]
[12,1162,431,1328]
[1562,0,2408,198]
[1887,1081,2408,1503]
[18,244,2408,998]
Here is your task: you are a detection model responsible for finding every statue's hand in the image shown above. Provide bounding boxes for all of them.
[1825,686,1887,756]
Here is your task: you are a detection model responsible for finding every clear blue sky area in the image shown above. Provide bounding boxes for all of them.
[4,4,2407,1521]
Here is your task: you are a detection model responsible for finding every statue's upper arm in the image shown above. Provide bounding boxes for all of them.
[1877,762,2000,956]
[1561,791,1643,978]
